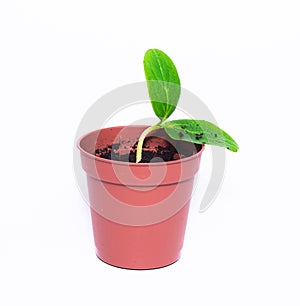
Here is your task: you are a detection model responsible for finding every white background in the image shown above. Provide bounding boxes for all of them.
[1,0,299,305]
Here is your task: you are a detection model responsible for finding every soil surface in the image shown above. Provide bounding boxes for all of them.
[95,136,201,163]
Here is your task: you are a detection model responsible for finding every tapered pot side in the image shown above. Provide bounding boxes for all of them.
[77,126,205,269]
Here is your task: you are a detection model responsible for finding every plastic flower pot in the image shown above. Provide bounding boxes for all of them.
[77,125,204,269]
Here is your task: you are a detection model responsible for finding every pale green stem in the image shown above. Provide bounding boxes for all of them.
[135,124,162,163]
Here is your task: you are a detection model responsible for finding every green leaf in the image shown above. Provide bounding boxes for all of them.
[162,119,239,152]
[143,49,181,121]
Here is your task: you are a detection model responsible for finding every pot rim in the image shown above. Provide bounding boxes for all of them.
[77,125,205,167]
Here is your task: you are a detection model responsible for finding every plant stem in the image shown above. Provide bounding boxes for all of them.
[135,124,161,163]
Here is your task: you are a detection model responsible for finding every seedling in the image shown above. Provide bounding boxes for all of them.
[136,49,239,163]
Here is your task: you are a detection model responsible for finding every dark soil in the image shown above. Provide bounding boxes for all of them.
[95,136,201,163]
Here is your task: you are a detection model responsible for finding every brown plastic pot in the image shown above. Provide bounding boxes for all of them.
[77,126,204,269]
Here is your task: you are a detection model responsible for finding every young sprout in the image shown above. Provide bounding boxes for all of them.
[136,49,239,163]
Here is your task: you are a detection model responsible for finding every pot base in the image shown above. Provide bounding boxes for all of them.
[90,203,190,270]
[95,253,180,270]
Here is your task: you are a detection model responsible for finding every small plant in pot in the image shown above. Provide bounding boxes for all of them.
[78,49,239,270]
